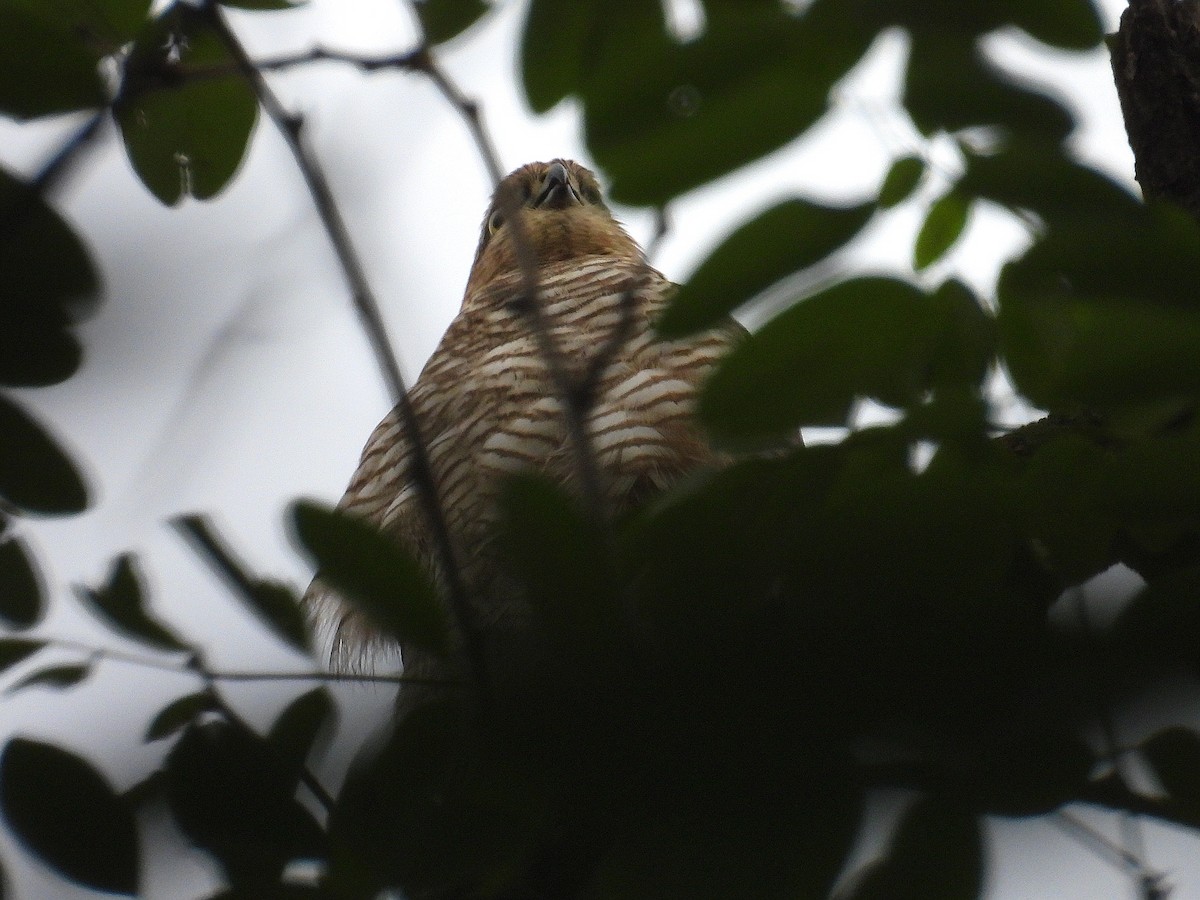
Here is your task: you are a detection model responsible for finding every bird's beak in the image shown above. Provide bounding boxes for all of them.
[532,161,582,209]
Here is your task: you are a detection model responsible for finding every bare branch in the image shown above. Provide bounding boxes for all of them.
[203,7,484,690]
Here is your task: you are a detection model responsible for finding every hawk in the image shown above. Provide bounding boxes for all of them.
[302,159,740,686]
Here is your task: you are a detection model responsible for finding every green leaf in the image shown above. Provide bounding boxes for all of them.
[585,3,875,205]
[0,638,43,674]
[0,739,139,894]
[290,500,448,655]
[0,538,42,628]
[116,5,258,205]
[925,279,996,391]
[699,278,932,444]
[999,283,1200,415]
[3,0,152,53]
[145,692,215,742]
[496,474,614,646]
[0,9,106,118]
[6,663,90,694]
[172,515,310,653]
[0,166,97,388]
[415,0,489,45]
[878,156,924,209]
[1142,727,1200,807]
[0,393,88,514]
[268,687,333,773]
[905,34,1075,142]
[657,198,874,337]
[78,554,188,652]
[166,719,324,883]
[520,0,603,113]
[841,797,982,900]
[914,190,970,270]
[1011,0,1102,50]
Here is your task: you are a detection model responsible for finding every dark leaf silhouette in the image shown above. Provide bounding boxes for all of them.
[0,393,88,514]
[78,554,189,652]
[0,538,42,628]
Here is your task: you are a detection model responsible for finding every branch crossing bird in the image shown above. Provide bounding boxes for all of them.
[301,159,741,686]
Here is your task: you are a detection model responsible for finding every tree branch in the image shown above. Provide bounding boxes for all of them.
[204,7,483,691]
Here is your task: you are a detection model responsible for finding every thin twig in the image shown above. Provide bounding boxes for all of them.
[203,5,482,691]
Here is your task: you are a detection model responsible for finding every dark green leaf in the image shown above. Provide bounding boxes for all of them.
[6,663,90,693]
[145,692,215,742]
[290,500,448,655]
[0,538,42,628]
[1011,0,1103,50]
[585,4,875,204]
[0,638,43,674]
[999,282,1200,414]
[78,554,188,652]
[172,515,309,653]
[879,156,924,209]
[268,687,333,773]
[699,278,932,444]
[520,0,603,113]
[0,10,106,118]
[905,34,1075,142]
[0,739,139,894]
[0,167,97,387]
[840,797,982,900]
[117,5,258,205]
[0,393,88,514]
[166,719,324,885]
[925,279,996,390]
[6,0,153,51]
[496,474,614,646]
[415,0,489,45]
[914,191,969,270]
[657,198,874,337]
[1143,727,1200,807]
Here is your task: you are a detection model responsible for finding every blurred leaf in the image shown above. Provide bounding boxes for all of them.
[4,0,153,52]
[879,156,924,209]
[496,474,614,647]
[999,282,1200,414]
[657,198,874,337]
[78,554,188,652]
[6,663,90,694]
[1011,0,1103,50]
[0,738,139,894]
[0,9,106,118]
[166,719,324,885]
[116,4,258,205]
[0,638,42,674]
[585,3,875,205]
[268,687,333,774]
[0,167,97,387]
[520,0,602,113]
[839,797,981,900]
[905,34,1074,142]
[0,538,42,628]
[914,191,970,270]
[1143,727,1200,810]
[415,0,489,44]
[966,731,1095,817]
[700,278,934,444]
[145,692,215,742]
[925,279,996,390]
[172,515,309,653]
[0,394,88,514]
[290,500,448,655]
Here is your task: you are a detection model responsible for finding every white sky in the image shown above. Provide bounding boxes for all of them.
[5,1,1194,897]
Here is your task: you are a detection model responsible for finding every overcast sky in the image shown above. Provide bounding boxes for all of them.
[6,1,1192,897]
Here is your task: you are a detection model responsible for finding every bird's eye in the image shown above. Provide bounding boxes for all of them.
[487,210,504,235]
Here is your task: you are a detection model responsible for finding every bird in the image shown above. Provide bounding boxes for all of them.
[301,159,741,689]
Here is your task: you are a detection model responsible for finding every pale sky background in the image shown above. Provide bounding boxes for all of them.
[4,0,1195,897]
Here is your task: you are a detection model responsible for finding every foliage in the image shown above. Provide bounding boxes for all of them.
[2,0,1200,897]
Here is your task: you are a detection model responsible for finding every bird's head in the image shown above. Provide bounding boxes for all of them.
[466,159,642,295]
